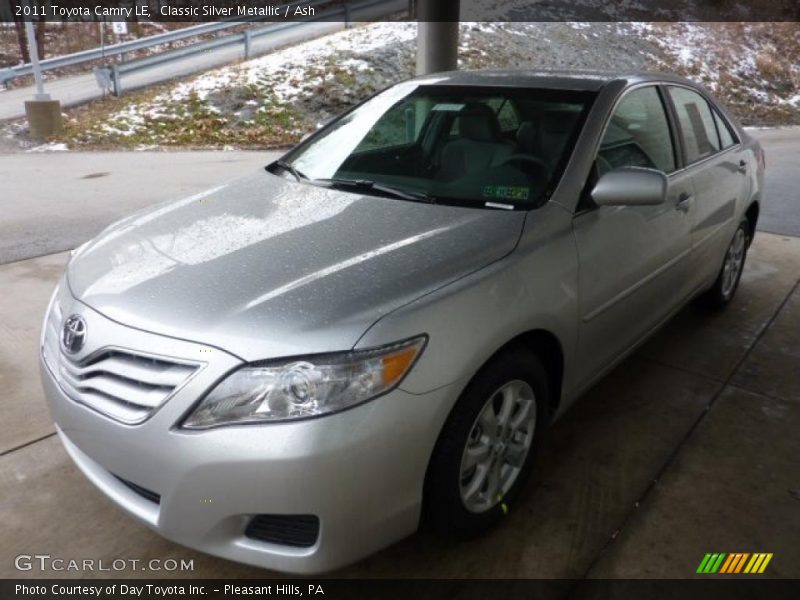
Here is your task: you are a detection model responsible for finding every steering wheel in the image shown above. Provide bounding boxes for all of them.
[495,154,550,180]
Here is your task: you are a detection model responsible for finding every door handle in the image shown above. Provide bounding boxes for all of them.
[738,159,748,173]
[676,192,693,213]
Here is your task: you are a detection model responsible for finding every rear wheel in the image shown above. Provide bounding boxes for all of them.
[423,349,549,538]
[701,221,750,309]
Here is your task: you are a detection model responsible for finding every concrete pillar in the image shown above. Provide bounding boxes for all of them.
[415,0,460,75]
[24,18,63,140]
[25,100,64,140]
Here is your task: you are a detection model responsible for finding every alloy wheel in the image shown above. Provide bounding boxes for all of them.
[721,228,747,299]
[458,380,537,513]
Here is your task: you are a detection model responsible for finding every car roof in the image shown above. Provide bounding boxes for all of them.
[415,69,698,92]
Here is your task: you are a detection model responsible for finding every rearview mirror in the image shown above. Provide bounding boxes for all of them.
[591,167,667,207]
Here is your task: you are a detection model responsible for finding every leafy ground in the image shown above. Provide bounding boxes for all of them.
[3,21,799,152]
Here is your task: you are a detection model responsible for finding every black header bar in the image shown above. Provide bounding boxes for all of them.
[3,0,800,23]
[3,579,800,600]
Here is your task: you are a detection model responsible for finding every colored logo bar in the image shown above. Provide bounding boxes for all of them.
[697,553,773,574]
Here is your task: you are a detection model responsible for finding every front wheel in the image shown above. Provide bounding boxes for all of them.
[423,350,549,538]
[701,221,750,309]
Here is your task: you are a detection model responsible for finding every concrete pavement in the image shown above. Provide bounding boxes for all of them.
[0,150,280,264]
[1,232,798,579]
[0,253,68,455]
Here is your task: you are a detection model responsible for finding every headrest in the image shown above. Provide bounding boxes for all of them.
[457,103,502,142]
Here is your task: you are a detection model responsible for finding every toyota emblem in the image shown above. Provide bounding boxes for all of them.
[61,315,87,354]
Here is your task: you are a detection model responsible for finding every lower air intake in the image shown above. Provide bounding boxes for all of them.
[245,514,319,548]
[114,475,161,505]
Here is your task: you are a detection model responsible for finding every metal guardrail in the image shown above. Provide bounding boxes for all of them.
[0,21,255,87]
[1,0,410,91]
[94,0,409,96]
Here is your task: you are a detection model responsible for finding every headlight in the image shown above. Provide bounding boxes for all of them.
[182,336,426,429]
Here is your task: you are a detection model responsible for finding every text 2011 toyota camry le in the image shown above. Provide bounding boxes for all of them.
[41,70,764,573]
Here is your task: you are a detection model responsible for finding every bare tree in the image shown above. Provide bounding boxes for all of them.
[13,17,31,64]
[131,0,142,37]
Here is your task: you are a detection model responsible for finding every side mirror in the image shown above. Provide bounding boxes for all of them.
[591,166,667,207]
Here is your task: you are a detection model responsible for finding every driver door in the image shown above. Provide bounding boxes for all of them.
[572,85,694,383]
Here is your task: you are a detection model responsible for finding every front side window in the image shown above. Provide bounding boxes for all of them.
[668,87,721,163]
[279,83,595,210]
[597,86,676,176]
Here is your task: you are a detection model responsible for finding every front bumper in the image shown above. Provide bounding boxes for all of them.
[40,291,458,574]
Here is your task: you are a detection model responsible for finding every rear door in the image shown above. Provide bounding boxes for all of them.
[573,85,695,382]
[666,86,749,289]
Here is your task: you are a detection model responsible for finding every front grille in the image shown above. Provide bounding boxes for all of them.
[245,515,320,548]
[42,295,198,424]
[57,350,197,424]
[114,475,161,505]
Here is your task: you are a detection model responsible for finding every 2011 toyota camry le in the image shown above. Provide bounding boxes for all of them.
[40,69,764,574]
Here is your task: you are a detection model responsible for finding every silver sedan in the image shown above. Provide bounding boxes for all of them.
[40,70,764,573]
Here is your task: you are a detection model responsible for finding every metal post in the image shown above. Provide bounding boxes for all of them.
[112,64,121,96]
[415,0,460,75]
[24,20,49,100]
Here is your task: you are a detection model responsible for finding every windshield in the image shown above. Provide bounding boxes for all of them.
[278,82,595,210]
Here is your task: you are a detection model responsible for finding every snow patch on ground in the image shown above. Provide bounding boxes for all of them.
[26,142,69,152]
[645,23,800,112]
[169,22,416,106]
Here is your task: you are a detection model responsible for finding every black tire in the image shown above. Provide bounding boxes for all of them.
[422,348,549,539]
[700,220,750,310]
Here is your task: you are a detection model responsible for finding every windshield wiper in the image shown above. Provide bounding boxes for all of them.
[315,178,436,203]
[273,160,308,182]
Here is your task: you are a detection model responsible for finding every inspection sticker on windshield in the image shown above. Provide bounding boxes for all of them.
[483,185,530,201]
[432,103,466,112]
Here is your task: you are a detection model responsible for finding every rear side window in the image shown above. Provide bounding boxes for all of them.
[598,86,675,175]
[713,109,737,149]
[668,87,721,163]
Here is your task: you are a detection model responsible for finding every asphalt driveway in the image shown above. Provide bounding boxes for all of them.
[754,127,800,237]
[0,128,797,268]
[0,150,280,264]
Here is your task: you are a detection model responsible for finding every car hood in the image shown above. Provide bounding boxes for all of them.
[68,171,525,361]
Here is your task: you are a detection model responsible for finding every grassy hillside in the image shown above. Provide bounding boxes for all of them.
[4,22,798,151]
